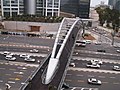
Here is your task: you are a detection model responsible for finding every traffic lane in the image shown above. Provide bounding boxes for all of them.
[0,35,54,47]
[0,63,36,90]
[0,46,52,54]
[73,52,120,60]
[75,43,119,54]
[0,54,46,64]
[71,59,120,71]
[65,70,120,90]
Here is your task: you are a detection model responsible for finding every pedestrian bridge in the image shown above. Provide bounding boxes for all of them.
[20,18,84,90]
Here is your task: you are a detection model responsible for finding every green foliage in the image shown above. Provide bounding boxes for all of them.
[4,15,63,23]
[95,7,120,30]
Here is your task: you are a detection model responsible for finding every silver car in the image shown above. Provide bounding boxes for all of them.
[24,57,35,62]
[113,66,120,71]
[5,55,16,61]
[88,78,102,85]
[86,63,100,68]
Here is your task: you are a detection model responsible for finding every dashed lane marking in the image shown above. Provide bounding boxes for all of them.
[65,79,72,82]
[68,67,120,74]
[78,80,85,83]
[72,56,120,64]
[0,43,50,49]
[102,82,108,84]
[0,61,39,67]
[74,50,120,57]
[113,82,120,85]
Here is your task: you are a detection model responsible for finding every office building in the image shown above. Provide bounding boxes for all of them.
[1,0,90,18]
[108,0,120,11]
[60,0,91,18]
[1,0,60,17]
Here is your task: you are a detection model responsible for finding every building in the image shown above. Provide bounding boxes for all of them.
[1,0,60,17]
[1,0,90,18]
[60,0,90,18]
[108,0,120,11]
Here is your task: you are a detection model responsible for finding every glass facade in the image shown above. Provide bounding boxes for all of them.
[1,0,60,17]
[1,0,24,17]
[60,0,90,18]
[109,0,120,11]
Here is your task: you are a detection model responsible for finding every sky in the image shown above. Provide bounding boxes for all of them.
[90,0,108,7]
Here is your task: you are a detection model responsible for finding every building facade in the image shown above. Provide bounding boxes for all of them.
[1,0,90,18]
[60,0,90,18]
[1,0,60,17]
[108,0,120,11]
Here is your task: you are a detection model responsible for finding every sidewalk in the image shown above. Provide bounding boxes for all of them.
[97,26,112,33]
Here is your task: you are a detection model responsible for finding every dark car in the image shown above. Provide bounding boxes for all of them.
[97,49,106,52]
[62,83,70,89]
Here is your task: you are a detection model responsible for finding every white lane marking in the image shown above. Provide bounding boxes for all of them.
[113,82,120,85]
[66,74,72,76]
[98,76,105,78]
[88,75,94,77]
[74,49,120,57]
[0,68,5,70]
[14,72,24,75]
[8,81,15,84]
[0,80,3,83]
[68,67,120,74]
[110,77,115,79]
[72,56,120,64]
[76,74,83,77]
[17,67,27,70]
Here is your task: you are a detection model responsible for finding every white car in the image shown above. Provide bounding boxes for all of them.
[88,78,102,85]
[3,51,11,55]
[20,54,30,58]
[85,40,91,44]
[30,49,39,53]
[5,55,16,61]
[113,66,120,71]
[86,63,100,68]
[24,57,35,62]
[116,50,120,53]
[95,42,101,45]
[90,60,103,65]
[69,63,75,67]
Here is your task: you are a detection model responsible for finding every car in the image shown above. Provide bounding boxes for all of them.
[95,42,101,45]
[113,66,120,71]
[97,49,106,52]
[90,60,103,65]
[88,78,102,85]
[3,51,11,55]
[30,49,39,53]
[116,50,120,53]
[85,40,91,44]
[5,55,16,61]
[20,54,30,58]
[86,63,100,68]
[69,63,75,67]
[62,83,70,89]
[24,57,35,62]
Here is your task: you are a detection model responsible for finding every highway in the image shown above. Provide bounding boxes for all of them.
[64,27,120,90]
[0,36,53,90]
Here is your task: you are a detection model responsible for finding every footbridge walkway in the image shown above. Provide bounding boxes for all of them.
[20,18,84,90]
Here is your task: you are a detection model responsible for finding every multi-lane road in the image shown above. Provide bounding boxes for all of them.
[0,26,120,90]
[0,35,53,90]
[64,28,120,90]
